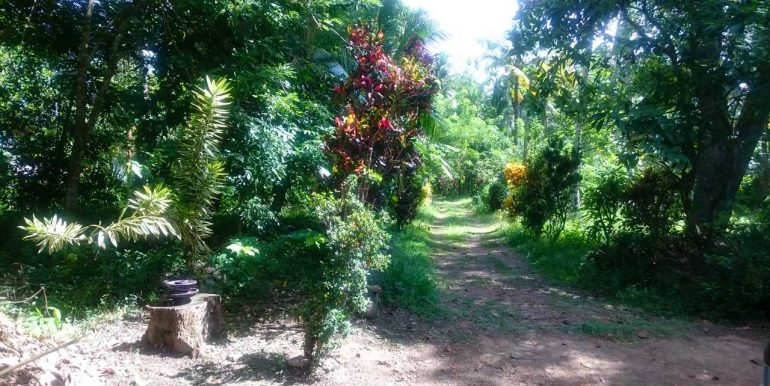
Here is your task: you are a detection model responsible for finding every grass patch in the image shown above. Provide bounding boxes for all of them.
[381,205,441,318]
[502,219,759,320]
[575,313,686,341]
[503,221,693,317]
[505,223,590,286]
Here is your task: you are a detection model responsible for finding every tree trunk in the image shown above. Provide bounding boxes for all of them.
[687,73,770,238]
[571,120,582,211]
[512,74,519,138]
[571,64,589,212]
[686,24,770,236]
[270,174,293,213]
[64,0,95,211]
[64,0,140,211]
[523,112,530,162]
[758,136,770,196]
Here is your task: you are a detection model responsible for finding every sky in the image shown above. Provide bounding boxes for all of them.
[403,0,519,81]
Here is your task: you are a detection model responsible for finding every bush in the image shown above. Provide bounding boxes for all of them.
[6,244,184,317]
[621,167,680,238]
[695,227,770,317]
[239,197,279,237]
[391,173,424,227]
[583,232,659,291]
[420,182,432,206]
[209,231,325,303]
[513,137,580,239]
[300,192,390,358]
[485,178,508,212]
[501,162,526,217]
[584,168,628,242]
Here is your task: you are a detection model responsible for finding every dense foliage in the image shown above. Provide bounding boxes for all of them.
[509,138,580,239]
[482,0,770,319]
[0,0,441,361]
[3,0,770,371]
[326,24,437,225]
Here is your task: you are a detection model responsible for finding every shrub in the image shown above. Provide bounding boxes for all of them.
[621,167,680,238]
[209,231,325,303]
[513,137,580,239]
[584,168,628,242]
[501,162,527,217]
[325,24,437,211]
[391,173,424,227]
[583,232,659,291]
[239,197,279,238]
[503,162,527,186]
[485,178,508,212]
[420,182,432,206]
[300,192,390,358]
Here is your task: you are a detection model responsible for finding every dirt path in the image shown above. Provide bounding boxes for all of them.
[66,198,767,385]
[313,197,767,385]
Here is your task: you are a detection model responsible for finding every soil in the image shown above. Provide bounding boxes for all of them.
[4,198,768,385]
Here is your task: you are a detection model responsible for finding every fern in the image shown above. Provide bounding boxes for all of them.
[21,185,178,254]
[172,76,231,261]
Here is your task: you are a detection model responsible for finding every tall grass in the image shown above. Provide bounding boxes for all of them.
[381,205,440,318]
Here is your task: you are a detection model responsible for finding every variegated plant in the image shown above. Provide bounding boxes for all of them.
[20,185,178,254]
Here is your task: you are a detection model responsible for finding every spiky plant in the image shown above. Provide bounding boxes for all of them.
[21,185,178,254]
[172,76,231,267]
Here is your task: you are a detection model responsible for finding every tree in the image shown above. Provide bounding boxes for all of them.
[516,0,770,237]
[1,0,152,210]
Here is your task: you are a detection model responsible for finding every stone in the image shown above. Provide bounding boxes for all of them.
[361,285,383,319]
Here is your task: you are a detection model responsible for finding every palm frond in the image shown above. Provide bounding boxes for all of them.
[20,215,87,254]
[128,184,173,216]
[96,185,178,248]
[96,215,177,249]
[20,184,179,254]
[173,76,231,260]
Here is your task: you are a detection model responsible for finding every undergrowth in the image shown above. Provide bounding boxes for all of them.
[381,205,440,318]
[504,219,770,321]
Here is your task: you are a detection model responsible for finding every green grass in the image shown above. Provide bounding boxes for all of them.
[381,204,441,318]
[505,222,590,286]
[502,220,713,320]
[574,313,686,341]
[503,221,690,316]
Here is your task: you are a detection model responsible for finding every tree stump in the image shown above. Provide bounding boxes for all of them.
[362,285,383,319]
[142,293,224,357]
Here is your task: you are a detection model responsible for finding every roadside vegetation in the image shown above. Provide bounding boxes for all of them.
[1,0,769,382]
